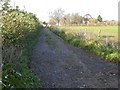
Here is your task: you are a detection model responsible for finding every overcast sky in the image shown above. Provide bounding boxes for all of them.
[10,0,119,22]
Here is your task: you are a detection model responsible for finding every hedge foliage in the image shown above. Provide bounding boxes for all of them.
[1,3,42,89]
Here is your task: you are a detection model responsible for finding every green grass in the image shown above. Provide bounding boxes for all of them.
[49,26,120,63]
[18,30,42,88]
[59,26,118,42]
[45,33,56,49]
[2,28,42,89]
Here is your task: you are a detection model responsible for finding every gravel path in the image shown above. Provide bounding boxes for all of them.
[30,28,118,88]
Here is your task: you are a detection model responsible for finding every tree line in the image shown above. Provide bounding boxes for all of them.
[48,8,103,26]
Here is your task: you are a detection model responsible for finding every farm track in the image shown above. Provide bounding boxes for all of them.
[30,28,118,88]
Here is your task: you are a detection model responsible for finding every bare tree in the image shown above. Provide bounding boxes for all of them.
[60,13,82,26]
[60,14,71,26]
[50,8,64,26]
[71,13,82,25]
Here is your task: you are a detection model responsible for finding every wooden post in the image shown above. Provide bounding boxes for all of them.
[84,29,87,39]
[98,29,101,37]
[105,36,109,46]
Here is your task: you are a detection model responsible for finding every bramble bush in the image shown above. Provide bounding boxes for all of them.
[1,2,42,89]
[2,9,40,46]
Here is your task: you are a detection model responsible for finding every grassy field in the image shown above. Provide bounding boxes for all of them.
[50,26,119,62]
[59,26,118,42]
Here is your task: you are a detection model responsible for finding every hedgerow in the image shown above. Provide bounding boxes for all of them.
[1,1,42,89]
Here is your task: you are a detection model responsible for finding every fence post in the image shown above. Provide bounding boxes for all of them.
[84,29,87,39]
[98,29,101,37]
[105,36,109,46]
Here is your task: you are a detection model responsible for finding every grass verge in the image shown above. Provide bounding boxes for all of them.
[49,26,119,63]
[2,28,42,89]
[45,33,56,49]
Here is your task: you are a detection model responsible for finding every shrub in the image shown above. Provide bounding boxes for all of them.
[64,33,75,43]
[106,52,119,62]
[1,8,42,88]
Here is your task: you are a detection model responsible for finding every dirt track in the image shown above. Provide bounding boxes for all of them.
[30,28,118,88]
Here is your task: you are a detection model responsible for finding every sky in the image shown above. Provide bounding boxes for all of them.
[9,0,119,22]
